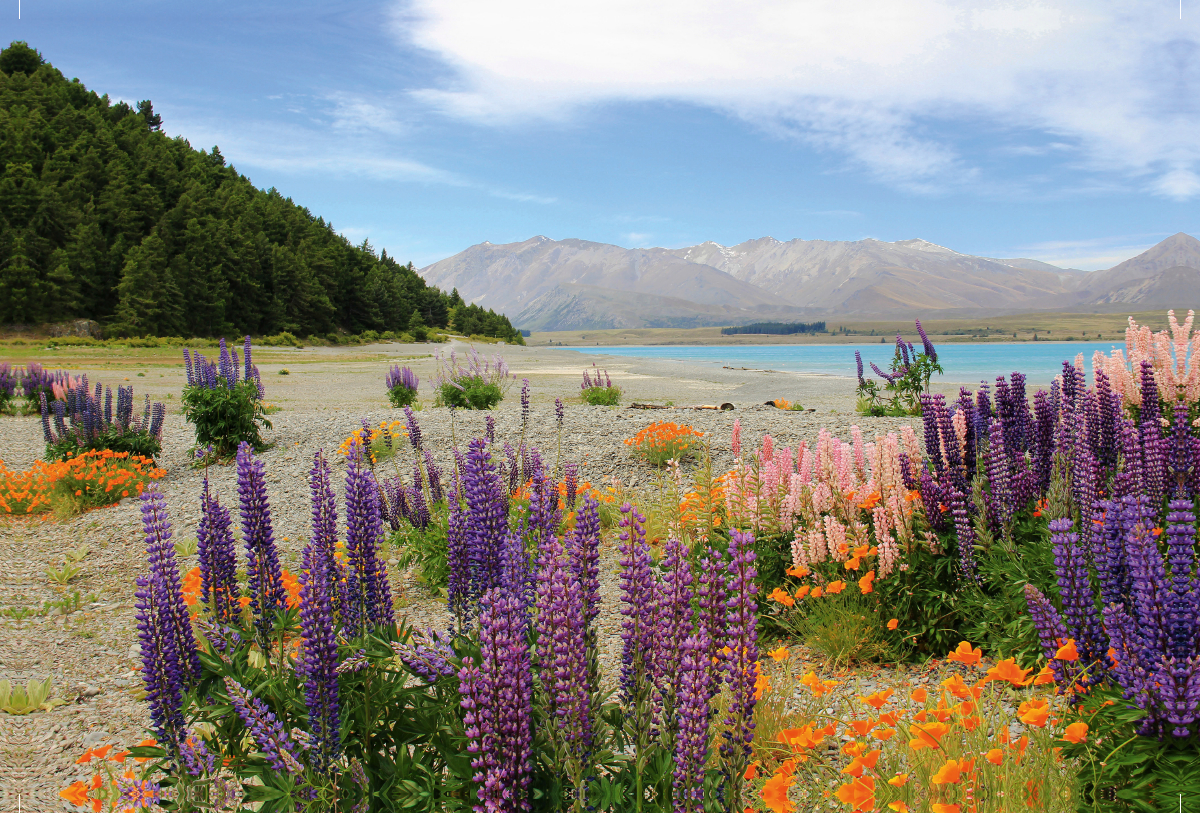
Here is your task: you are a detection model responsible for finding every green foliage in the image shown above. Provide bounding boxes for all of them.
[773,587,895,667]
[581,385,622,406]
[393,503,450,590]
[0,42,521,342]
[388,384,418,409]
[260,332,303,347]
[856,328,944,417]
[1064,685,1200,812]
[0,677,64,714]
[436,378,503,410]
[181,379,270,458]
[720,320,826,336]
[45,426,161,461]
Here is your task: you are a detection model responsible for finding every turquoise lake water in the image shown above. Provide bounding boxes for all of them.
[572,342,1121,385]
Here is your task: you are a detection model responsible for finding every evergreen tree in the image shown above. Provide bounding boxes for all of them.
[0,41,522,342]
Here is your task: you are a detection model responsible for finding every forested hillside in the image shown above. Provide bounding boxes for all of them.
[0,41,521,342]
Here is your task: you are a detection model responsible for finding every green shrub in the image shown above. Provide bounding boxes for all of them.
[581,385,621,406]
[432,347,513,410]
[182,379,269,458]
[46,429,161,462]
[393,503,450,589]
[437,377,503,410]
[260,331,302,347]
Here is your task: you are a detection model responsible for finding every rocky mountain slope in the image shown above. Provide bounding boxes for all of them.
[419,233,1200,330]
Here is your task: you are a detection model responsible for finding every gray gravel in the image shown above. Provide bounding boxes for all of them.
[0,339,925,810]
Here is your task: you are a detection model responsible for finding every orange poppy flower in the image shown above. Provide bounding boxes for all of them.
[1062,722,1088,743]
[770,587,795,607]
[834,776,875,812]
[1018,698,1050,727]
[987,659,1033,687]
[795,584,811,599]
[860,688,894,709]
[947,641,982,666]
[908,721,950,750]
[1033,665,1057,685]
[761,770,796,813]
[825,581,846,594]
[810,586,824,599]
[888,803,910,812]
[872,727,896,741]
[847,719,876,737]
[888,773,908,787]
[60,781,90,806]
[858,570,876,594]
[768,646,790,663]
[931,805,961,813]
[931,757,973,785]
[887,618,899,630]
[745,762,759,779]
[786,565,810,578]
[768,589,796,609]
[911,687,928,703]
[842,749,881,778]
[1054,640,1079,661]
[986,748,1004,765]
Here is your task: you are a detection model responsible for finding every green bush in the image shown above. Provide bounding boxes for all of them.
[436,377,503,410]
[46,429,161,462]
[181,379,270,458]
[388,385,418,408]
[260,331,303,347]
[582,385,621,406]
[393,503,450,589]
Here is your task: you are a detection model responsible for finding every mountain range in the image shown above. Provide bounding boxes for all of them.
[419,233,1200,331]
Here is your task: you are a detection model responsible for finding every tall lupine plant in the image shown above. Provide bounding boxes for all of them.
[0,362,16,412]
[385,364,419,408]
[39,375,165,460]
[855,320,943,416]
[182,336,269,458]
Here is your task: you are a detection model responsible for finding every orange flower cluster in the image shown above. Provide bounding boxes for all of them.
[181,565,302,614]
[624,421,703,464]
[751,641,1083,813]
[62,738,158,812]
[338,420,406,463]
[0,451,164,515]
[0,458,57,514]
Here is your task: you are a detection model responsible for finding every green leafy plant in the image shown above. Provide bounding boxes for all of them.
[45,561,83,585]
[174,536,198,557]
[182,379,270,458]
[433,347,513,410]
[855,319,943,416]
[0,678,65,714]
[393,502,451,590]
[582,386,621,406]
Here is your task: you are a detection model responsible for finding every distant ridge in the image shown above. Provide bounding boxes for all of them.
[419,233,1200,331]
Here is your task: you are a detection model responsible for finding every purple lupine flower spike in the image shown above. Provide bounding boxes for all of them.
[224,678,306,775]
[459,584,534,812]
[237,442,287,633]
[404,405,423,452]
[916,319,936,361]
[392,629,458,683]
[1049,517,1105,675]
[197,477,240,623]
[617,503,655,704]
[135,488,199,754]
[564,462,579,510]
[299,526,340,772]
[652,536,694,740]
[855,350,865,385]
[673,630,714,813]
[486,414,495,444]
[721,529,758,802]
[534,535,591,786]
[344,441,394,632]
[520,378,531,432]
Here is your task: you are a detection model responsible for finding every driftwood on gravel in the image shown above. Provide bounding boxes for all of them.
[628,402,735,411]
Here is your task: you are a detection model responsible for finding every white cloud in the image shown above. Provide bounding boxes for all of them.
[393,0,1200,196]
[1012,234,1169,270]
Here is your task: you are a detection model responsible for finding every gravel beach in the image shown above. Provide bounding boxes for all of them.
[0,339,934,810]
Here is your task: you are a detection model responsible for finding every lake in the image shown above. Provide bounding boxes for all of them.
[571,342,1123,385]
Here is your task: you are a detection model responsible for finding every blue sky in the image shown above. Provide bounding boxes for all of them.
[10,0,1200,270]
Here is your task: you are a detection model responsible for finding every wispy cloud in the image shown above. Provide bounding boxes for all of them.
[1010,234,1170,271]
[623,232,654,246]
[394,0,1200,197]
